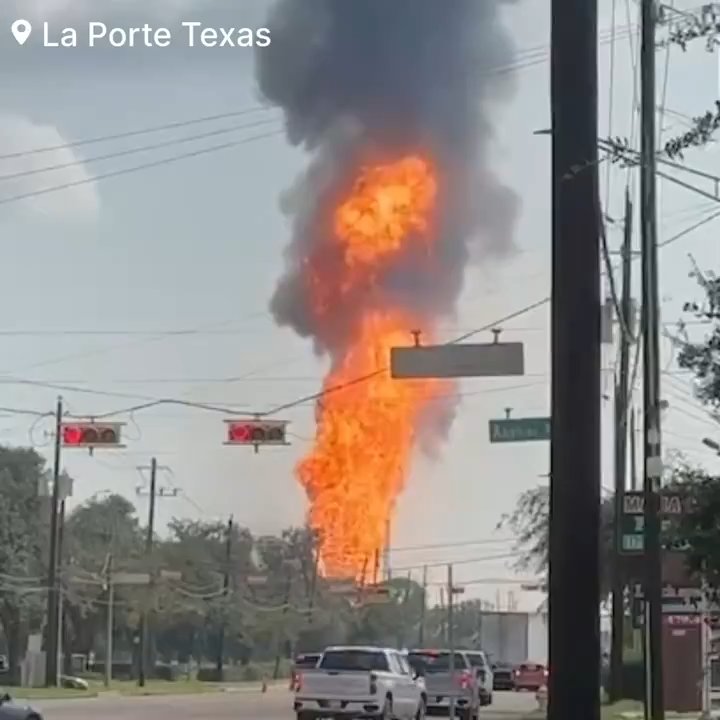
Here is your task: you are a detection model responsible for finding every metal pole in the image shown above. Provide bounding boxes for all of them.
[610,190,634,702]
[701,586,711,720]
[216,516,233,681]
[105,556,114,689]
[631,408,639,491]
[138,457,157,688]
[448,564,456,720]
[418,565,428,647]
[549,0,601,716]
[383,517,391,582]
[640,0,664,718]
[45,396,63,687]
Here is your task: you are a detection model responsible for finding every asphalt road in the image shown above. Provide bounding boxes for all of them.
[29,689,538,720]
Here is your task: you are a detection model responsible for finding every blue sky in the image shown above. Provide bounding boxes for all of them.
[0,0,719,609]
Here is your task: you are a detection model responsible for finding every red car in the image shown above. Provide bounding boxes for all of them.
[513,662,548,691]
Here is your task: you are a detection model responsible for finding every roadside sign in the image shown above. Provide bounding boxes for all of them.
[620,491,686,554]
[630,585,714,628]
[488,417,550,443]
[390,342,524,379]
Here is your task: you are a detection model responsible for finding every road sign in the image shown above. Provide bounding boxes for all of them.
[488,417,550,443]
[631,585,715,628]
[390,342,524,379]
[620,491,685,554]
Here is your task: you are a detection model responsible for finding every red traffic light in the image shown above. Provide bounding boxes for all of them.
[224,419,288,446]
[61,422,123,448]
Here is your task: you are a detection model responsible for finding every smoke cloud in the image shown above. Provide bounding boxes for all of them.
[256,0,520,358]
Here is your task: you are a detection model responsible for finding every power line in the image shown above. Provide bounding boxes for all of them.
[0,117,281,183]
[0,105,278,160]
[0,128,283,208]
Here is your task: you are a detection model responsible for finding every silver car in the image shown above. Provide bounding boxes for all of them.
[0,693,42,719]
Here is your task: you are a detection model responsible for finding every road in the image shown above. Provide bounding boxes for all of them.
[28,689,537,720]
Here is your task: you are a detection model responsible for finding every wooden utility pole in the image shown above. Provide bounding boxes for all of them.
[104,555,114,689]
[549,0,601,719]
[447,565,456,720]
[45,396,63,687]
[418,565,428,646]
[138,457,157,688]
[216,516,233,680]
[610,190,634,701]
[640,0,665,715]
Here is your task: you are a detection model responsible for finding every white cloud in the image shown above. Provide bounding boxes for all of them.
[0,114,99,223]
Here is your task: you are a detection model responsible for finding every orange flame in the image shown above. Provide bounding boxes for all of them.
[298,155,449,578]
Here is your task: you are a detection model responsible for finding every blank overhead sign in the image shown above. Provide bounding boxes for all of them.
[390,342,524,379]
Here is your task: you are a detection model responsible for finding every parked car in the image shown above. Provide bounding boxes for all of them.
[490,661,514,691]
[294,645,426,720]
[290,653,321,691]
[408,649,480,720]
[513,662,548,691]
[0,692,42,719]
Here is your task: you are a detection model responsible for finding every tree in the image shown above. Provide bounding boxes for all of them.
[61,495,144,666]
[0,447,48,683]
[498,484,615,597]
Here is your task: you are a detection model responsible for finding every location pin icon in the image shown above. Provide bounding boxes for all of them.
[11,19,32,46]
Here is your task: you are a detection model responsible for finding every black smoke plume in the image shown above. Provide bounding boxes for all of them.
[256,0,519,359]
[256,1,518,459]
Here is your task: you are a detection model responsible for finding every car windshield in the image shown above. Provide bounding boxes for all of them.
[466,654,487,668]
[319,650,389,672]
[409,653,466,673]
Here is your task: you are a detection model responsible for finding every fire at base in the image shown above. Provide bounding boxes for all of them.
[297,156,451,579]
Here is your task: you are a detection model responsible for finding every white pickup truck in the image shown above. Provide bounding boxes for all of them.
[293,645,426,720]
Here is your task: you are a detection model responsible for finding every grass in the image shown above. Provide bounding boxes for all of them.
[523,699,703,720]
[8,677,278,701]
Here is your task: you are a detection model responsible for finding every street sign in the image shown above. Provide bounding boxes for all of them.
[488,417,550,443]
[630,585,715,627]
[112,572,151,586]
[390,342,524,379]
[620,491,686,554]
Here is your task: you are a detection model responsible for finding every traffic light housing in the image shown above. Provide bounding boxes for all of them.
[224,419,289,447]
[60,421,124,448]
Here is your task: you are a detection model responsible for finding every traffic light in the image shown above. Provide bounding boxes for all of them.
[60,421,124,448]
[223,419,289,447]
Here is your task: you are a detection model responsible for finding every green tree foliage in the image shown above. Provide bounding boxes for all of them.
[0,447,49,682]
[498,484,615,597]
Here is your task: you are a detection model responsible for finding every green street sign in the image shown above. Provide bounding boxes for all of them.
[489,417,550,443]
[619,491,685,554]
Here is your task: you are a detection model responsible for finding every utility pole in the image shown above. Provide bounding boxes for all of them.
[610,190,634,702]
[383,517,391,582]
[418,565,428,647]
[447,564,456,720]
[273,567,294,679]
[45,396,63,687]
[640,0,665,718]
[137,457,157,688]
[104,555,114,689]
[549,1,601,720]
[216,516,233,681]
[631,409,639,490]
